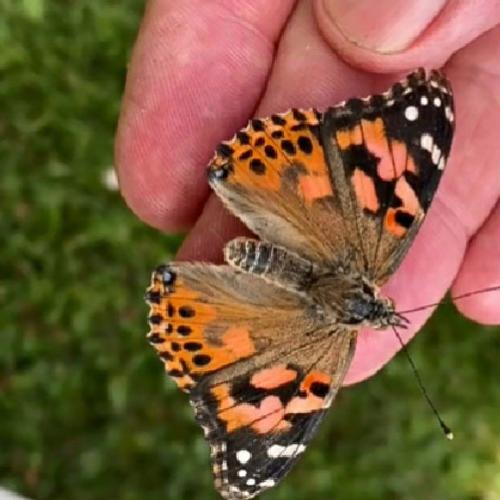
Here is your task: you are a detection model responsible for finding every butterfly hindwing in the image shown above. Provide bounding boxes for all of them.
[193,327,356,499]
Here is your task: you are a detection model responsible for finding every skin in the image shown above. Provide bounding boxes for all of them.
[115,0,500,385]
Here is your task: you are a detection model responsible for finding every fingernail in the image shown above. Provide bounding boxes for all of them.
[323,0,447,53]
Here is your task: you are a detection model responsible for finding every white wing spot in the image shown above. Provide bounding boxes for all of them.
[404,106,419,121]
[246,478,256,486]
[267,444,306,458]
[229,485,250,498]
[236,450,251,464]
[431,144,442,165]
[420,96,429,106]
[259,479,276,488]
[238,469,247,478]
[420,133,433,152]
[433,97,442,107]
[445,106,454,122]
[438,156,446,170]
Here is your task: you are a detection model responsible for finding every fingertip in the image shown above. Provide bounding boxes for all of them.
[115,0,295,231]
[313,0,500,73]
[452,203,500,325]
[115,109,210,231]
[454,291,500,326]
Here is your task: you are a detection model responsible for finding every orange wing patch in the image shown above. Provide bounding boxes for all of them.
[299,174,332,203]
[384,176,422,237]
[146,266,256,392]
[351,168,379,213]
[337,118,418,181]
[336,116,422,235]
[212,383,290,434]
[250,365,298,390]
[336,123,363,150]
[285,371,332,414]
[360,118,417,180]
[210,370,332,435]
[208,109,334,204]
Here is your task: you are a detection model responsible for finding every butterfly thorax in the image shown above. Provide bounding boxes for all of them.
[309,272,402,330]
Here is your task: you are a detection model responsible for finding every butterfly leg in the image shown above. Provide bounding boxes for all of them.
[224,237,314,291]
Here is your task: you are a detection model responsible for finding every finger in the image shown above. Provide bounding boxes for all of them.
[313,0,500,72]
[446,23,500,324]
[452,201,500,324]
[115,0,295,231]
[176,195,251,263]
[256,0,399,113]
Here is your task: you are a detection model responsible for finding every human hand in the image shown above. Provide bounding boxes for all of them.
[115,0,500,384]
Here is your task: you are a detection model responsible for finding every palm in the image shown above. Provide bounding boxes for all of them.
[115,0,500,384]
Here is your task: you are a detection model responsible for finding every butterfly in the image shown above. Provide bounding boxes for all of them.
[145,68,455,499]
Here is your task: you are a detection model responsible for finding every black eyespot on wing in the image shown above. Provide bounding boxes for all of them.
[237,131,250,145]
[250,158,266,175]
[251,119,265,131]
[297,136,313,154]
[271,114,286,126]
[395,211,414,229]
[217,143,234,157]
[193,354,211,366]
[264,145,277,159]
[281,140,296,156]
[179,306,195,318]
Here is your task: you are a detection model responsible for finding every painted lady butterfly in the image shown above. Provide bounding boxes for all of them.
[146,68,455,499]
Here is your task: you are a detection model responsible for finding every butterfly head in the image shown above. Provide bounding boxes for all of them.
[341,280,408,330]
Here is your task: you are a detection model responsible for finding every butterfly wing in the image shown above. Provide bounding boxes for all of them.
[321,68,455,283]
[196,329,355,499]
[208,108,351,265]
[208,69,455,282]
[146,264,356,499]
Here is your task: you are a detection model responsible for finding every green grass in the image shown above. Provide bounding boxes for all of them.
[1,1,500,499]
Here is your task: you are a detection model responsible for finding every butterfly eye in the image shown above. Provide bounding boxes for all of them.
[362,283,373,297]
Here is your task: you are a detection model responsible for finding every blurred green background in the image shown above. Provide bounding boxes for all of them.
[1,1,500,499]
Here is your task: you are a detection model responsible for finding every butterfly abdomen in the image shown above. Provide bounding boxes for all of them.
[224,237,314,291]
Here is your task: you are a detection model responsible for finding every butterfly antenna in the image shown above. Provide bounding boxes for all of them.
[391,326,453,440]
[399,285,500,315]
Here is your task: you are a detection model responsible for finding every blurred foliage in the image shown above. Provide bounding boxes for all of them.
[1,1,500,499]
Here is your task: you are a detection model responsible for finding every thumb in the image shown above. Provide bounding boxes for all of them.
[314,0,500,71]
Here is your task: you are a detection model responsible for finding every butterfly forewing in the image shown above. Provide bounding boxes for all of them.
[146,263,356,498]
[321,68,455,282]
[209,68,455,282]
